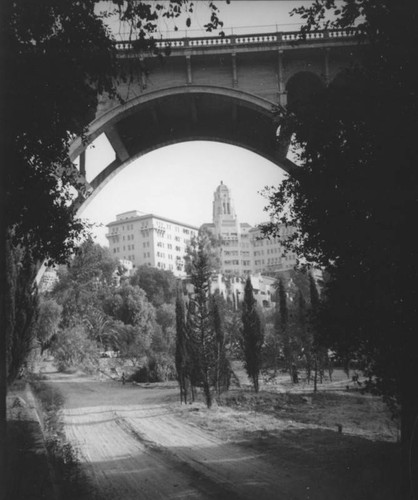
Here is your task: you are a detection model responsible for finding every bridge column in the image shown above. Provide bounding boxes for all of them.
[277,49,287,106]
[79,151,86,177]
[231,52,238,87]
[105,126,130,163]
[139,56,147,90]
[324,47,330,86]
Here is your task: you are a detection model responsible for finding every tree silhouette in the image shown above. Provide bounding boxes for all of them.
[185,232,217,408]
[0,2,224,485]
[241,277,264,392]
[211,293,231,398]
[175,289,192,404]
[261,2,418,496]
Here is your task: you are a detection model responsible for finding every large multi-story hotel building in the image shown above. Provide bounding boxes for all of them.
[105,182,296,278]
[106,211,198,277]
[201,181,253,276]
[203,181,297,276]
[249,224,298,275]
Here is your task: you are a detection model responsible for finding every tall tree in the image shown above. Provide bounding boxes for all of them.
[276,278,292,378]
[296,289,312,383]
[53,239,118,326]
[154,303,176,354]
[5,240,39,383]
[82,307,115,350]
[309,273,322,392]
[261,2,418,496]
[175,289,191,404]
[185,231,217,408]
[103,283,155,329]
[130,265,177,307]
[51,323,100,373]
[211,293,231,397]
[241,277,264,392]
[34,297,62,354]
[0,1,224,489]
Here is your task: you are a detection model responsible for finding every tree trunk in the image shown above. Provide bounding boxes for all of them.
[0,81,8,500]
[400,377,418,499]
[203,378,212,408]
[216,343,221,397]
[0,5,9,494]
[253,375,259,393]
[0,235,7,500]
[313,356,318,393]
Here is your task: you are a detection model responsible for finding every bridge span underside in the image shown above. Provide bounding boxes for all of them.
[77,87,295,210]
[115,92,278,164]
[72,29,360,210]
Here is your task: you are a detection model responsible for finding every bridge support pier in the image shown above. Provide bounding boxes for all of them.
[277,50,287,106]
[79,151,86,177]
[186,54,192,85]
[231,53,238,87]
[278,92,287,107]
[324,47,330,85]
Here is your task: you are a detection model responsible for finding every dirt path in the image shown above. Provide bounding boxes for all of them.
[42,370,311,499]
[41,367,400,500]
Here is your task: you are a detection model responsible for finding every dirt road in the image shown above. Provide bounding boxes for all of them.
[42,370,312,500]
[42,368,400,500]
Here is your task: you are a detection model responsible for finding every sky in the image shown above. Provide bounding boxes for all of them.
[80,2,313,247]
[80,140,287,245]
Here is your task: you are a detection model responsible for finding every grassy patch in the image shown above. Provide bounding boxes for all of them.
[29,375,99,500]
[215,387,398,442]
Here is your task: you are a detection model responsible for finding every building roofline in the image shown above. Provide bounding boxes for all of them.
[106,213,199,231]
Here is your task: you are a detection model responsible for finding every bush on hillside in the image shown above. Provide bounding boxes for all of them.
[129,354,176,383]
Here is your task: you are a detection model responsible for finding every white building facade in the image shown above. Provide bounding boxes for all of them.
[106,211,198,277]
[204,181,297,276]
[249,225,298,275]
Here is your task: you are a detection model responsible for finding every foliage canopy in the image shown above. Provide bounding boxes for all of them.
[262,1,418,496]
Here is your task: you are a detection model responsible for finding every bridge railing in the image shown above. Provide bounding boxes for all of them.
[114,28,359,52]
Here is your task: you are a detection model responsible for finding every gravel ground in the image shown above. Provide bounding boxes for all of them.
[27,362,402,500]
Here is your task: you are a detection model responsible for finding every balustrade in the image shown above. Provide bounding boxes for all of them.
[114,28,359,53]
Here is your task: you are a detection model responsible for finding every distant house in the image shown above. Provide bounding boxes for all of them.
[183,272,276,310]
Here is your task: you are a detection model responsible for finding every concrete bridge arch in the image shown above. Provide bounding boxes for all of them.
[70,29,361,210]
[72,84,297,211]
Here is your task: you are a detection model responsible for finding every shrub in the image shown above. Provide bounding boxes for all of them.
[50,325,99,373]
[129,354,176,383]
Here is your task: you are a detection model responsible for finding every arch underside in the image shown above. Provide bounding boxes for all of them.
[75,87,298,211]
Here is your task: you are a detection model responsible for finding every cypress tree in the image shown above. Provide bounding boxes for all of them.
[309,272,322,392]
[175,289,190,404]
[6,241,39,383]
[186,233,217,408]
[277,278,292,379]
[241,277,264,392]
[211,294,231,397]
